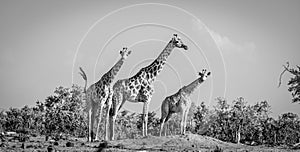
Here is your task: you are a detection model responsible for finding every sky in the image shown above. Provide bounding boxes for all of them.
[0,0,299,117]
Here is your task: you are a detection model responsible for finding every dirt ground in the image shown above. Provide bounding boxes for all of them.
[0,133,299,152]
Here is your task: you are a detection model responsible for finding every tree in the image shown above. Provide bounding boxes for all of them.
[277,112,300,145]
[114,110,140,139]
[0,110,6,132]
[263,117,280,145]
[205,98,232,142]
[31,101,45,135]
[0,85,86,139]
[244,101,271,144]
[43,85,86,138]
[200,98,274,145]
[186,102,198,132]
[4,108,23,132]
[19,105,34,133]
[230,97,248,144]
[193,102,209,134]
[279,62,300,103]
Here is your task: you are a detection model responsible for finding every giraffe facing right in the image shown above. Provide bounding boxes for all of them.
[79,47,132,142]
[108,34,188,140]
[159,69,211,136]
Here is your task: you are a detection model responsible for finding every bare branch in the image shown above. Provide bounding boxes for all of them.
[278,62,290,87]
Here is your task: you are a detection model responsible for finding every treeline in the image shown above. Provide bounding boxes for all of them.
[0,85,299,146]
[0,85,87,139]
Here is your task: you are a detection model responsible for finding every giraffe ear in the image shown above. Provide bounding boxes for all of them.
[172,34,178,41]
[207,72,211,76]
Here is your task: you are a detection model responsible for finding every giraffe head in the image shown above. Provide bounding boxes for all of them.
[171,34,188,50]
[198,69,211,81]
[120,47,132,59]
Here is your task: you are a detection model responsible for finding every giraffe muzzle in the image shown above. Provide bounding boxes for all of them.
[182,44,188,50]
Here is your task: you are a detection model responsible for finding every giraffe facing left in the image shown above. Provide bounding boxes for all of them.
[79,47,132,142]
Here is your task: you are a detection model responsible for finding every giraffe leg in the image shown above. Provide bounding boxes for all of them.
[109,115,117,140]
[90,105,97,142]
[109,92,123,140]
[105,91,113,141]
[109,102,118,141]
[88,108,92,142]
[86,97,93,142]
[95,102,104,141]
[160,113,173,137]
[142,101,149,137]
[160,98,169,137]
[165,121,168,136]
[180,110,185,135]
[105,103,112,141]
[183,100,191,135]
[108,115,113,140]
[144,86,154,136]
[117,99,126,112]
[183,109,189,135]
[160,117,166,137]
[164,113,173,135]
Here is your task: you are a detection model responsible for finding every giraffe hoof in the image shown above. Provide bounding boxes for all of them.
[142,135,149,139]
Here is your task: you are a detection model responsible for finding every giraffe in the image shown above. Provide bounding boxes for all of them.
[159,69,211,136]
[79,47,132,142]
[108,34,188,140]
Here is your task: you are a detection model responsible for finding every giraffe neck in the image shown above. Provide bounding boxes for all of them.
[98,57,125,84]
[143,40,175,82]
[181,78,204,95]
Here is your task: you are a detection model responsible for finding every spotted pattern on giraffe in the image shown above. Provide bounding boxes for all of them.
[108,34,188,140]
[159,69,211,137]
[79,47,132,142]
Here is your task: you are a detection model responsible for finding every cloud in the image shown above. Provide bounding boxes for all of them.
[192,19,256,57]
[206,29,257,63]
[208,29,256,54]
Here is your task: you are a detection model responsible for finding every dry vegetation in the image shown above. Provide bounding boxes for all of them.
[1,133,300,152]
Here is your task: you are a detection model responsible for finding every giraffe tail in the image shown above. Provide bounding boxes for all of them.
[79,67,87,93]
[163,113,172,123]
[159,112,172,125]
